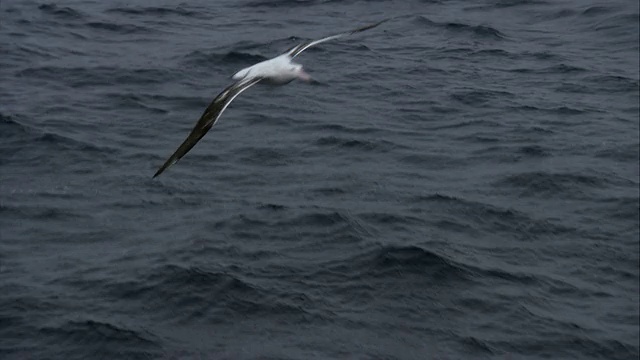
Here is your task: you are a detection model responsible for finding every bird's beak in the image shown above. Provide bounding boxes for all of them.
[298,69,313,82]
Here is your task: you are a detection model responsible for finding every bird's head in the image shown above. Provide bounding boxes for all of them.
[291,64,312,82]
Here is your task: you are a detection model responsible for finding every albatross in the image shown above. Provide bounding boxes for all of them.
[153,19,388,178]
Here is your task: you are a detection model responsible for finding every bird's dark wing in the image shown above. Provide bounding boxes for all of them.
[153,77,262,178]
[285,18,389,59]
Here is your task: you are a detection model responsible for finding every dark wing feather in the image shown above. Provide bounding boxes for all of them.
[153,77,262,178]
[285,18,389,59]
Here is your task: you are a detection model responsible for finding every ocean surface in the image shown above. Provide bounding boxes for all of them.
[1,0,638,359]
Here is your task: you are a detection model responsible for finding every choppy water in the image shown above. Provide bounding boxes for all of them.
[1,0,639,359]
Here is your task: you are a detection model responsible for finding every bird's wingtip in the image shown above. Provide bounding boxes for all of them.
[152,157,179,179]
[152,164,170,179]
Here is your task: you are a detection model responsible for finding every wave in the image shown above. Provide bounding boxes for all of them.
[256,202,288,211]
[236,146,291,166]
[414,16,508,40]
[104,264,316,323]
[8,43,57,60]
[494,334,638,359]
[84,21,152,35]
[450,89,514,106]
[106,6,202,18]
[499,171,607,189]
[581,5,616,17]
[0,113,30,139]
[495,171,611,199]
[458,335,498,355]
[312,244,552,289]
[444,22,507,40]
[38,131,117,155]
[1,204,92,221]
[492,0,549,8]
[223,51,270,63]
[470,48,512,57]
[0,113,117,160]
[517,145,550,157]
[17,66,179,87]
[508,63,588,74]
[38,319,160,358]
[397,152,464,167]
[471,144,552,160]
[511,104,587,115]
[441,47,562,63]
[40,319,157,346]
[314,245,474,283]
[428,119,500,130]
[358,212,424,227]
[593,13,640,32]
[105,93,169,114]
[595,142,640,162]
[302,123,381,135]
[593,196,640,222]
[208,208,371,245]
[38,3,84,19]
[275,210,371,240]
[284,211,351,227]
[583,75,640,93]
[182,50,268,67]
[410,193,575,237]
[243,0,321,8]
[314,135,396,152]
[371,246,463,275]
[311,186,347,196]
[37,4,156,36]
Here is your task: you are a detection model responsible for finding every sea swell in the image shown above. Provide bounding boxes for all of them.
[1,0,638,358]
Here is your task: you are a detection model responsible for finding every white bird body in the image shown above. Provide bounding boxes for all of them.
[153,19,388,178]
[231,54,309,85]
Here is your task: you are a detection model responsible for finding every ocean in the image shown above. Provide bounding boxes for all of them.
[1,0,638,359]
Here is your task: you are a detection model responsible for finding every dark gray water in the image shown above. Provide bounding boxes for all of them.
[1,0,639,359]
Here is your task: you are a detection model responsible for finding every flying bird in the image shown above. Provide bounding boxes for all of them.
[153,19,388,178]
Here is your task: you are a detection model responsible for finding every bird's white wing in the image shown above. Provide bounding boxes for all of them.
[285,18,388,59]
